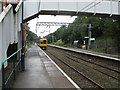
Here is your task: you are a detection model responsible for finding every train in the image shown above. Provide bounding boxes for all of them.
[39,38,48,50]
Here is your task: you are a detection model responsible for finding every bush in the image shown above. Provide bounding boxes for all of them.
[52,40,64,46]
[89,48,105,53]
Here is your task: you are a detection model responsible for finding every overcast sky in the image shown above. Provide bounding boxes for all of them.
[28,15,77,38]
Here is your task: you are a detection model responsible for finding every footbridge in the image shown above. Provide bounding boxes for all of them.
[24,0,120,22]
[0,0,120,88]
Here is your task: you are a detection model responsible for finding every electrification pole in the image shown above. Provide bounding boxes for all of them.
[88,24,92,49]
[52,35,54,43]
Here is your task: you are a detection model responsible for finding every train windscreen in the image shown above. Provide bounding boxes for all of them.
[41,40,46,44]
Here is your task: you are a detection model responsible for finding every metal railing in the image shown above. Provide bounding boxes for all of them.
[1,48,23,88]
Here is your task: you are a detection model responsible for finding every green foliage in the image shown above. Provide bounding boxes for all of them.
[26,30,40,46]
[45,33,53,43]
[45,16,119,54]
[27,30,39,42]
[51,40,64,46]
[89,48,106,53]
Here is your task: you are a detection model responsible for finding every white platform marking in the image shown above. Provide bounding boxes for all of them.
[40,48,81,90]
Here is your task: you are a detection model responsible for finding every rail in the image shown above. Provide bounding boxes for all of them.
[1,48,23,88]
[49,44,120,61]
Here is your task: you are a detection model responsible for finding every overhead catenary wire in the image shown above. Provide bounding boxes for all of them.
[78,0,98,13]
[38,0,41,12]
[40,26,49,33]
[107,0,119,1]
[78,0,103,13]
[40,25,50,38]
[81,0,103,12]
[35,0,41,33]
[78,0,117,13]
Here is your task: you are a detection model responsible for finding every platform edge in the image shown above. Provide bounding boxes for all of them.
[40,48,81,90]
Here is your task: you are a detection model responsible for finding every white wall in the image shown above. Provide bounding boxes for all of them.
[0,4,22,69]
[0,20,2,69]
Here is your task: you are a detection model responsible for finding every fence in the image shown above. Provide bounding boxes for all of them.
[1,48,23,88]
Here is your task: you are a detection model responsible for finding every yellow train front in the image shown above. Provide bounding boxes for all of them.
[39,39,48,50]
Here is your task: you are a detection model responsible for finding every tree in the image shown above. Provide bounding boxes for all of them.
[46,16,119,54]
[26,30,39,44]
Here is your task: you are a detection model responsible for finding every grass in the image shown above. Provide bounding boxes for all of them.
[51,40,64,46]
[89,48,106,53]
[50,37,118,55]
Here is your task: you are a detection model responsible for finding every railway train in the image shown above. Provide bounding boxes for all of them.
[39,38,48,50]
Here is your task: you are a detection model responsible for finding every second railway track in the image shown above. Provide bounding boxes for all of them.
[44,46,120,89]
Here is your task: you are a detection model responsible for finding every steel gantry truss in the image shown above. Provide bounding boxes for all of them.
[36,22,72,26]
[36,22,89,26]
[36,22,89,33]
[36,22,88,34]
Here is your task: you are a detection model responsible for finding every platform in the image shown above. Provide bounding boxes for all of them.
[13,45,79,89]
[49,45,120,61]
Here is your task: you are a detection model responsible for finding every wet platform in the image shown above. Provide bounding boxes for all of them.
[13,45,79,89]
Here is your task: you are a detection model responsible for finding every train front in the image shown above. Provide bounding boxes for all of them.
[39,39,48,50]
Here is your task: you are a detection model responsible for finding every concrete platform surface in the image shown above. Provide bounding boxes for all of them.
[13,45,79,89]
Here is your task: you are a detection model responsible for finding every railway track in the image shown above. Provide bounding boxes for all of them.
[44,46,120,89]
[54,48,120,80]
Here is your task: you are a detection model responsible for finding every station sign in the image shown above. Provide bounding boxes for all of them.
[90,38,95,41]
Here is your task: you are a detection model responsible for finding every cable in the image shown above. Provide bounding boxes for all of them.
[105,0,120,2]
[79,0,118,13]
[81,0,103,12]
[35,0,41,33]
[39,26,50,38]
[79,0,98,12]
[40,26,48,33]
[38,0,41,12]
